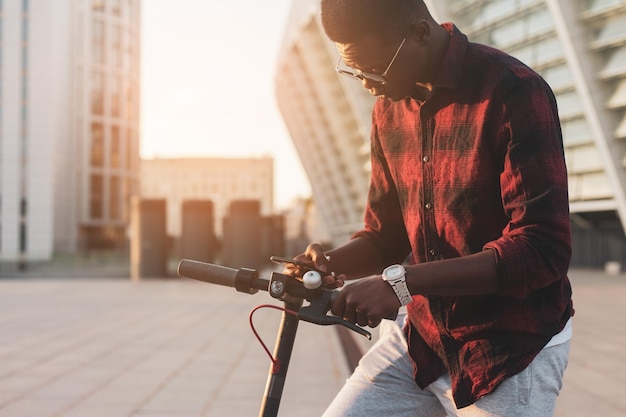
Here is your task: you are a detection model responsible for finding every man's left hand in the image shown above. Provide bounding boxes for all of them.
[331,275,401,328]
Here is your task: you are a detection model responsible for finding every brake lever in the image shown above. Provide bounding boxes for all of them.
[297,290,372,340]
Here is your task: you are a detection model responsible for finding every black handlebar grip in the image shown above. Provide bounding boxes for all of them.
[177,259,239,288]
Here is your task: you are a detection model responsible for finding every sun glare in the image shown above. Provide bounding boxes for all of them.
[141,0,311,208]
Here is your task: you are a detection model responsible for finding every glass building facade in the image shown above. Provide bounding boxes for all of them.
[0,0,141,264]
[79,0,141,250]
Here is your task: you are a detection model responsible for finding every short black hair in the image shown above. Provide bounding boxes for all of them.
[320,0,428,43]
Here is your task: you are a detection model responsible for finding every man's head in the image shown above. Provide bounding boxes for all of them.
[321,0,427,44]
[321,0,443,101]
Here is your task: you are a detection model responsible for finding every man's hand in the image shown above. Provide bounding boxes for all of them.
[331,275,401,328]
[283,243,346,289]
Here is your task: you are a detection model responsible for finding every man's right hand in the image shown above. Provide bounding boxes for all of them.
[285,243,345,289]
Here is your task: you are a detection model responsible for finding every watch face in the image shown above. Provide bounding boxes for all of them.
[385,265,404,279]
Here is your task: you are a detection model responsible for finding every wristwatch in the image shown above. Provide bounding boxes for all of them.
[382,264,413,306]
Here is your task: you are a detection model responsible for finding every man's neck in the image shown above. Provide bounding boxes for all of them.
[421,23,452,87]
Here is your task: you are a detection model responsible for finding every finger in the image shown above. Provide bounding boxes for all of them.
[281,261,308,277]
[281,263,297,276]
[367,314,383,328]
[304,243,324,260]
[286,254,316,278]
[305,243,330,273]
[334,275,345,288]
[356,309,369,327]
[293,253,313,263]
[342,303,357,324]
[330,290,346,318]
[323,274,345,289]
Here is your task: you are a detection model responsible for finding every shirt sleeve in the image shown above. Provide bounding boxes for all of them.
[483,75,572,299]
[352,104,412,266]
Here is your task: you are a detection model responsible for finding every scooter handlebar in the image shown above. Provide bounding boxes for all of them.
[178,259,240,288]
[178,259,270,295]
[176,258,396,339]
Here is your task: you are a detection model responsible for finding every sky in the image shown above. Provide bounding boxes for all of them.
[140,0,311,209]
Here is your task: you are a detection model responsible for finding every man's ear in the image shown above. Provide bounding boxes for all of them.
[412,19,430,43]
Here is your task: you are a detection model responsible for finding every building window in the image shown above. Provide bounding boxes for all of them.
[111,25,122,67]
[90,174,104,219]
[535,37,562,65]
[556,91,584,119]
[588,0,623,13]
[562,118,593,146]
[602,46,626,76]
[19,223,27,253]
[123,178,133,221]
[122,0,132,19]
[527,9,553,37]
[92,0,105,12]
[542,64,573,91]
[92,19,105,64]
[608,79,626,109]
[91,71,104,115]
[91,122,104,167]
[482,0,515,22]
[111,0,120,16]
[124,28,133,71]
[111,125,120,168]
[124,80,134,120]
[109,75,120,117]
[110,176,120,220]
[126,128,134,170]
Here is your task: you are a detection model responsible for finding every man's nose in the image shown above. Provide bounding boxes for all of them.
[362,78,377,90]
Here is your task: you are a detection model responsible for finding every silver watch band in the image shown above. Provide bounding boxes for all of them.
[389,280,412,306]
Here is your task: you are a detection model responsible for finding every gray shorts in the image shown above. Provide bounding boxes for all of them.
[323,317,570,417]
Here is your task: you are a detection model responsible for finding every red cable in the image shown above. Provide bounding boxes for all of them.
[249,304,299,372]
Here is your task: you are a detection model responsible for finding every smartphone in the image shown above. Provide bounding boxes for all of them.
[269,255,330,276]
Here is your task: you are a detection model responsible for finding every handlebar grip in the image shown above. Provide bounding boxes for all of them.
[177,259,239,288]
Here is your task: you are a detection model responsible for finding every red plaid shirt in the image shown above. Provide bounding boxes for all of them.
[353,24,574,408]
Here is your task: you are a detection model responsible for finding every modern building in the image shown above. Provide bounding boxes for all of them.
[276,0,376,245]
[140,157,274,239]
[276,0,626,267]
[0,0,141,264]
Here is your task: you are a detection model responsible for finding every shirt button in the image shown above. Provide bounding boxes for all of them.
[422,155,430,163]
[425,203,432,209]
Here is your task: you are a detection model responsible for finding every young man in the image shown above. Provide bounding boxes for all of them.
[289,0,574,416]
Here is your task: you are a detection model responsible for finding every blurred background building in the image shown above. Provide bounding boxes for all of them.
[0,0,141,264]
[140,156,280,269]
[276,0,626,268]
[140,156,274,238]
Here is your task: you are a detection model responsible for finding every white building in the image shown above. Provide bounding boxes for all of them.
[276,0,376,245]
[0,0,141,263]
[276,0,626,266]
[140,157,274,238]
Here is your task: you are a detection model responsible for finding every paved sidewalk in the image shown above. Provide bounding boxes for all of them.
[0,278,349,417]
[555,269,626,417]
[0,269,625,416]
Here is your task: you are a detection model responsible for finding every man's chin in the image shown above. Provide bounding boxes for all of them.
[387,94,407,102]
[376,92,406,102]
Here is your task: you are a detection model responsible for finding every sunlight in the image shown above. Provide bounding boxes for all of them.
[141,0,311,208]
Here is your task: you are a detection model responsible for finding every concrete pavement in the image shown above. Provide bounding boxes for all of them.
[0,278,349,416]
[555,269,626,417]
[0,268,624,416]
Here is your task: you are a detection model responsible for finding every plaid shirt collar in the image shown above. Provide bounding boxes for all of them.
[432,23,469,92]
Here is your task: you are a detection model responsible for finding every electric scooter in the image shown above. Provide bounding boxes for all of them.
[177,257,373,417]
